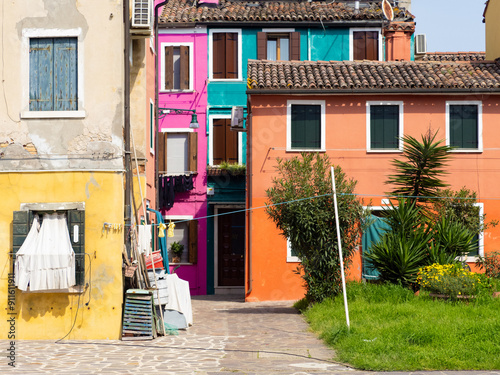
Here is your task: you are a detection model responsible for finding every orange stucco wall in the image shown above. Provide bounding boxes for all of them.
[247,93,500,301]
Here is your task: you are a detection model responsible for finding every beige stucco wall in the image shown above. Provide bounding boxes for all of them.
[0,0,124,171]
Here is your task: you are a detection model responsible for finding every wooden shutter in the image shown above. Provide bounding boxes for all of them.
[213,119,225,165]
[257,32,267,60]
[353,31,366,60]
[158,132,168,173]
[188,131,198,173]
[370,105,398,149]
[366,31,378,61]
[291,105,321,149]
[225,33,238,79]
[12,211,33,257]
[29,38,54,111]
[450,105,478,149]
[225,119,239,163]
[212,33,224,79]
[290,32,300,61]
[68,210,85,286]
[54,38,77,110]
[188,220,198,264]
[179,46,190,90]
[164,46,173,90]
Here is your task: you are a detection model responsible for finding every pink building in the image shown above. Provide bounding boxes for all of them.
[157,27,209,295]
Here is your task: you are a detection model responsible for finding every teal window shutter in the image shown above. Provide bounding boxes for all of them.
[450,105,478,149]
[370,105,399,149]
[291,105,321,149]
[29,37,77,111]
[12,211,34,258]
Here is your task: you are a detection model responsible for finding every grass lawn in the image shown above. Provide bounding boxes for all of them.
[302,282,500,371]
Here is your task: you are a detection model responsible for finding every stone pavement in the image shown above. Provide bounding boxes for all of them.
[1,295,498,374]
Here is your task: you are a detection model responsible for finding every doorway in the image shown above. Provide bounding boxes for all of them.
[215,206,245,292]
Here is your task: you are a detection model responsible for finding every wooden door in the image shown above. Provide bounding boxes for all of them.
[217,208,245,287]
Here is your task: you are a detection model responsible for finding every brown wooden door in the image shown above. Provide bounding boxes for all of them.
[217,208,245,287]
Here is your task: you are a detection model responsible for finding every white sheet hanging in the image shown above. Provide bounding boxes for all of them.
[138,224,152,256]
[15,213,76,291]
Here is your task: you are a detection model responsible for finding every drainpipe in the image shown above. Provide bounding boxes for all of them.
[246,94,252,297]
[155,1,169,211]
[124,0,132,257]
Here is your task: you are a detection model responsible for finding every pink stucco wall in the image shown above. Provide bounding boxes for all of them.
[158,30,208,295]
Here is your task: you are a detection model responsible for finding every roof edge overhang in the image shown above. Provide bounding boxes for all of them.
[246,89,500,95]
[159,20,397,28]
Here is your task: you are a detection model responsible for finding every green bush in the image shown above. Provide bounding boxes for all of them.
[476,251,500,279]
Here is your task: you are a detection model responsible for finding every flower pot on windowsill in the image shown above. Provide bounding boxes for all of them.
[171,256,181,264]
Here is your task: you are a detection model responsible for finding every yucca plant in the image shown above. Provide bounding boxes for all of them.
[386,131,453,207]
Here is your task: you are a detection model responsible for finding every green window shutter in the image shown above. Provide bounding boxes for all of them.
[12,211,34,258]
[370,105,399,149]
[68,210,85,286]
[450,105,478,149]
[291,105,321,149]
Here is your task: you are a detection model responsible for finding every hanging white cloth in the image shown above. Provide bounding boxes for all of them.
[15,213,76,291]
[137,224,152,256]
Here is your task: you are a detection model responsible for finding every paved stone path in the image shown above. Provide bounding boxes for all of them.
[1,295,498,374]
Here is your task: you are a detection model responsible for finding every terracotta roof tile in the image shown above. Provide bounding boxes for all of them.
[247,59,500,92]
[159,0,414,24]
[420,52,486,62]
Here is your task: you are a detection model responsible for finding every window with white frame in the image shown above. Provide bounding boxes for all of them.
[350,28,382,61]
[287,239,300,262]
[161,43,193,91]
[209,116,242,166]
[209,29,242,80]
[158,130,198,175]
[165,217,198,264]
[367,101,403,151]
[287,100,325,151]
[22,29,84,118]
[446,101,482,151]
[150,100,154,153]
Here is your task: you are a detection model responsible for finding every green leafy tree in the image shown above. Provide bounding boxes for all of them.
[266,153,367,303]
[386,131,453,206]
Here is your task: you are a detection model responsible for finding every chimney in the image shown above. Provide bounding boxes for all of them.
[198,0,219,6]
[384,22,415,61]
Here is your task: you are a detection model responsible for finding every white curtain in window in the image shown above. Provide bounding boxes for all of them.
[15,213,76,291]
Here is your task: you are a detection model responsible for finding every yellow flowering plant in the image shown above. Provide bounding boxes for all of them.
[416,263,493,299]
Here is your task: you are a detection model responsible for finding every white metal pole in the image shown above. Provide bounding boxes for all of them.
[330,166,350,330]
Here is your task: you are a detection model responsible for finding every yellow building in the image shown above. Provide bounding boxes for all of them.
[0,1,155,339]
[484,0,500,60]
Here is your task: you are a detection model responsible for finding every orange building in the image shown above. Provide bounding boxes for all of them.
[245,59,500,301]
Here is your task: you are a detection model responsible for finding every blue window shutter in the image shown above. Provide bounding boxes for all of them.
[30,37,77,111]
[30,38,54,111]
[54,38,77,110]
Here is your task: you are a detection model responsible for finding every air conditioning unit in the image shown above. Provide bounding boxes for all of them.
[415,34,427,54]
[230,106,246,132]
[132,0,152,29]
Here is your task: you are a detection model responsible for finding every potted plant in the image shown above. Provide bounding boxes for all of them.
[170,241,184,263]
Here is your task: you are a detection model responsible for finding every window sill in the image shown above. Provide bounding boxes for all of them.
[21,110,86,119]
[169,262,193,266]
[287,257,301,263]
[449,149,483,153]
[209,78,243,83]
[286,148,325,153]
[20,285,86,294]
[160,90,195,94]
[367,149,403,153]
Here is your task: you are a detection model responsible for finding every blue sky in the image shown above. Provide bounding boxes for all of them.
[411,0,486,52]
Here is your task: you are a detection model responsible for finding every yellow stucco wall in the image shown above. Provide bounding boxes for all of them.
[485,0,500,60]
[0,172,124,340]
